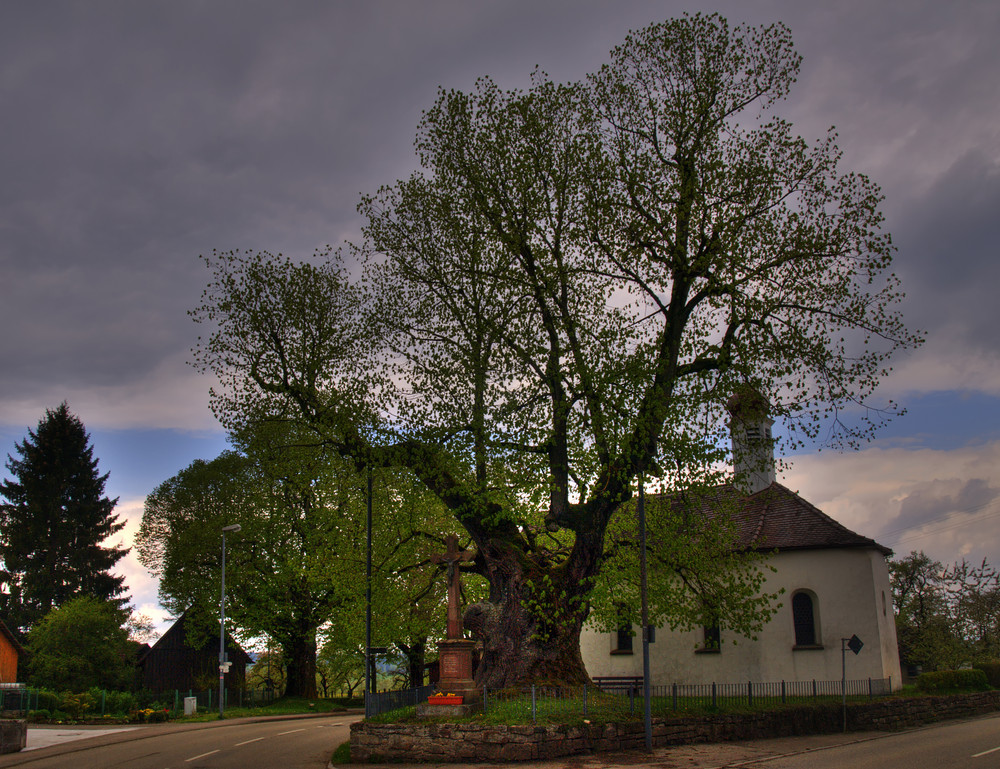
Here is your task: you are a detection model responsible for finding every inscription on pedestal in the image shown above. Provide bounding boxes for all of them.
[441,654,460,678]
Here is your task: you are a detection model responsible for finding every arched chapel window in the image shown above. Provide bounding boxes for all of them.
[792,591,818,647]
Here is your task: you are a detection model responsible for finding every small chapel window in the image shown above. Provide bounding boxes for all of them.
[697,623,721,653]
[612,624,633,654]
[792,591,820,648]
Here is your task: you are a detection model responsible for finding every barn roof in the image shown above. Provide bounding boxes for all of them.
[0,618,24,656]
[137,610,252,666]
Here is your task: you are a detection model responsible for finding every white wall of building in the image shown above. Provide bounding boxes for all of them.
[580,547,902,689]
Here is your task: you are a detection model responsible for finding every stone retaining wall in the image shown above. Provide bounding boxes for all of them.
[350,691,1000,763]
[0,720,27,754]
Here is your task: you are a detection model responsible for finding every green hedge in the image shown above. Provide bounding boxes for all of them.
[916,669,990,693]
[974,661,1000,689]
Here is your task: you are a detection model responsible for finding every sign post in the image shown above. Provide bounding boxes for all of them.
[841,634,863,732]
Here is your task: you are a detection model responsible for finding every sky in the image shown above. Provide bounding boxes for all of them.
[1,0,999,639]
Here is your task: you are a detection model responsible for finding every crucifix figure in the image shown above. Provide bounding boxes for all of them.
[431,534,475,640]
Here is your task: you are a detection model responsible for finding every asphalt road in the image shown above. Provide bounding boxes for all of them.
[5,711,1000,769]
[0,714,354,769]
[731,713,1000,769]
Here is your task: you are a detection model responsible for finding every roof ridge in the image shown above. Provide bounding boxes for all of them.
[769,481,891,555]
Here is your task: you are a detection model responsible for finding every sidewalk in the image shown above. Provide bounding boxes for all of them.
[25,725,141,752]
[23,708,361,752]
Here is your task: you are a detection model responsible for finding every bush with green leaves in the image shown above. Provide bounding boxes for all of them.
[60,691,95,720]
[27,596,132,691]
[916,669,990,693]
[974,661,1000,688]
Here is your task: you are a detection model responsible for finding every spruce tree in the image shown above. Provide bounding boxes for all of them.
[0,403,127,636]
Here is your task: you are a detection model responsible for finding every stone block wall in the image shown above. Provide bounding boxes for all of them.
[350,691,1000,763]
[0,720,27,754]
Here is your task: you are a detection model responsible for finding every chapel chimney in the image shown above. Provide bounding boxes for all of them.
[727,387,776,495]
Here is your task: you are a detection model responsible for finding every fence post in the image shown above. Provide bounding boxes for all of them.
[101,689,106,715]
[781,680,786,704]
[208,689,212,711]
[583,684,588,717]
[483,686,488,713]
[812,679,817,698]
[629,685,635,715]
[711,682,717,709]
[531,686,536,725]
[868,678,873,699]
[748,680,752,707]
[672,683,677,711]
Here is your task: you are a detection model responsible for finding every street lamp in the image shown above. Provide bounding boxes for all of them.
[220,523,241,718]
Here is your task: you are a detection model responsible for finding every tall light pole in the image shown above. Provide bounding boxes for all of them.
[638,473,652,751]
[364,467,373,718]
[220,523,241,719]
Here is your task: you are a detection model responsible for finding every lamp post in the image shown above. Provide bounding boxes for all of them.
[638,472,652,751]
[220,523,241,718]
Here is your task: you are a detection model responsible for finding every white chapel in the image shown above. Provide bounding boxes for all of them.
[579,392,903,689]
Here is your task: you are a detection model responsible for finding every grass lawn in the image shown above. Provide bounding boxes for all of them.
[177,696,359,722]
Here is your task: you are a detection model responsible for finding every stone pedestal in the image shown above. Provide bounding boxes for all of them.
[435,638,478,701]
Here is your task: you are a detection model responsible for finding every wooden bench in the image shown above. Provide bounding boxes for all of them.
[592,676,644,692]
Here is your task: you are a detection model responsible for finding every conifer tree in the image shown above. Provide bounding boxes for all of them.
[0,403,126,636]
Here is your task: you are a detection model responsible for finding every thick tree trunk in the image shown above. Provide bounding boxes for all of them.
[399,640,426,687]
[283,630,318,698]
[463,537,593,688]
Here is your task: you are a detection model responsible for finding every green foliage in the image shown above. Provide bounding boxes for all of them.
[60,691,95,720]
[974,661,1000,688]
[0,404,126,635]
[27,709,50,722]
[138,422,457,696]
[90,687,139,716]
[191,13,920,686]
[915,669,990,693]
[26,596,132,691]
[330,741,352,765]
[891,552,1000,671]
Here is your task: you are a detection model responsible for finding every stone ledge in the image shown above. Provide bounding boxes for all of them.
[0,720,26,754]
[350,691,1000,763]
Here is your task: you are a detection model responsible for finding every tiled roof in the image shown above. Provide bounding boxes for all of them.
[648,482,891,556]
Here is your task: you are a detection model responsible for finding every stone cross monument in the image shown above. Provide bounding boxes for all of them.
[429,534,478,702]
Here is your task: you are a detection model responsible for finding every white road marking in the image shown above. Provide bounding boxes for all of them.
[185,749,220,762]
[277,728,306,736]
[973,745,1000,758]
[235,736,267,746]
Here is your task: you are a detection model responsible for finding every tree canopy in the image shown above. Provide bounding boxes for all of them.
[891,551,1000,671]
[192,14,920,687]
[137,422,457,696]
[26,595,133,691]
[0,403,126,636]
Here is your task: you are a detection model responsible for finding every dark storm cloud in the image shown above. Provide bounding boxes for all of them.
[893,152,1000,351]
[887,477,1000,537]
[0,0,997,428]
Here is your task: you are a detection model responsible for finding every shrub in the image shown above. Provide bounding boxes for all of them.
[34,690,62,712]
[916,669,990,693]
[974,661,1000,688]
[61,691,95,720]
[27,709,50,722]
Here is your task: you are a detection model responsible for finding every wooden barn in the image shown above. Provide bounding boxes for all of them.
[136,611,251,694]
[0,620,23,684]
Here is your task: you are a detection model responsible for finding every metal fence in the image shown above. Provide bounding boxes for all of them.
[0,685,287,717]
[366,684,436,718]
[478,678,893,723]
[363,677,893,723]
